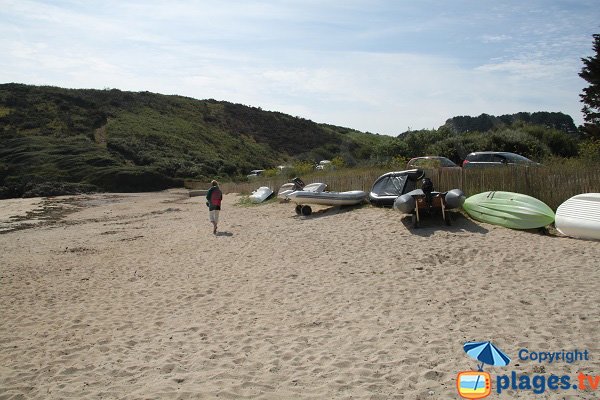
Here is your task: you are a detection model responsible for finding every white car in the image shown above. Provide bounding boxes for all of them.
[247,169,265,177]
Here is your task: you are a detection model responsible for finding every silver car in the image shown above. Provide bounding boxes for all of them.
[462,152,539,168]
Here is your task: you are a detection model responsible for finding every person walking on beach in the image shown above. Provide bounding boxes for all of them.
[206,180,222,235]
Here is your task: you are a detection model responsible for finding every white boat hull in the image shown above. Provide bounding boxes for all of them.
[277,182,327,200]
[249,186,273,203]
[287,190,367,206]
[555,193,600,240]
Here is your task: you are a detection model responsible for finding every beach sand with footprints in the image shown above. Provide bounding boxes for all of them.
[1,189,599,399]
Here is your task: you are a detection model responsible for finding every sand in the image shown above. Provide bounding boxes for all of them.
[1,189,599,399]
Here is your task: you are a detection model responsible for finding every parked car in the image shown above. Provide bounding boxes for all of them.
[247,169,265,177]
[462,152,540,168]
[407,156,461,170]
[315,160,332,170]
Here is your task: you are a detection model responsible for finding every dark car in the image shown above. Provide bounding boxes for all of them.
[407,156,461,170]
[462,152,540,168]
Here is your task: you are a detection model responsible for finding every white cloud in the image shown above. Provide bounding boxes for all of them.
[0,0,594,134]
[476,60,558,79]
[481,34,511,43]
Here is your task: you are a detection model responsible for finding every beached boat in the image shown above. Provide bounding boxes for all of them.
[462,191,555,230]
[287,190,367,215]
[369,169,424,207]
[555,193,600,240]
[394,187,465,227]
[248,186,273,203]
[277,183,296,200]
[277,178,327,201]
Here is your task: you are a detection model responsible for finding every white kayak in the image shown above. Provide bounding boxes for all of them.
[287,190,367,206]
[555,193,600,240]
[249,186,273,203]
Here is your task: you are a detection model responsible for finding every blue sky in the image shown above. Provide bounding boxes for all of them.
[1,1,598,135]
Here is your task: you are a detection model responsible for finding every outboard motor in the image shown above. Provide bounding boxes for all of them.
[291,177,306,191]
[422,178,434,207]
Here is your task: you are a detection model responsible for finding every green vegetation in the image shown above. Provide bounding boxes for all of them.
[442,112,578,134]
[579,33,600,139]
[353,123,580,169]
[0,83,596,199]
[394,118,581,164]
[0,84,379,198]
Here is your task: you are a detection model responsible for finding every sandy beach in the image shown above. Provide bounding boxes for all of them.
[1,189,599,399]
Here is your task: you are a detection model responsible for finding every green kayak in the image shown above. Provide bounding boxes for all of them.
[463,191,555,229]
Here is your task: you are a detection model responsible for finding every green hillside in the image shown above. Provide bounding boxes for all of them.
[0,84,379,198]
[0,83,591,199]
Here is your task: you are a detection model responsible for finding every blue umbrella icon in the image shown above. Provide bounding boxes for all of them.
[463,341,510,396]
[464,341,511,371]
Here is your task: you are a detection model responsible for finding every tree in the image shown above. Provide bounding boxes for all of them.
[372,137,409,160]
[579,34,600,138]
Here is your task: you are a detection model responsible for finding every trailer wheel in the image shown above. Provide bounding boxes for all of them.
[301,205,312,216]
[295,205,302,215]
[444,212,452,226]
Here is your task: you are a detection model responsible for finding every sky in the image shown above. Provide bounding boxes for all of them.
[0,1,598,135]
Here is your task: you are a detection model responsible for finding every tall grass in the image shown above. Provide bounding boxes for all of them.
[431,164,599,209]
[206,160,600,210]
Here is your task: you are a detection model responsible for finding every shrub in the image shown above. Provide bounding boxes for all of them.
[485,129,550,160]
[85,167,182,192]
[522,125,579,157]
[579,139,600,161]
[285,161,315,178]
[262,168,279,178]
[331,156,345,169]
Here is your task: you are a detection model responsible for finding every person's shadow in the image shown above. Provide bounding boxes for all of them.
[215,231,233,237]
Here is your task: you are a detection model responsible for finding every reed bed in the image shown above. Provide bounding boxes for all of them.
[194,162,600,211]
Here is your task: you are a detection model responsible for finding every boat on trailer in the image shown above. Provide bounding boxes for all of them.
[277,177,328,201]
[287,190,367,215]
[394,185,465,227]
[369,169,424,207]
